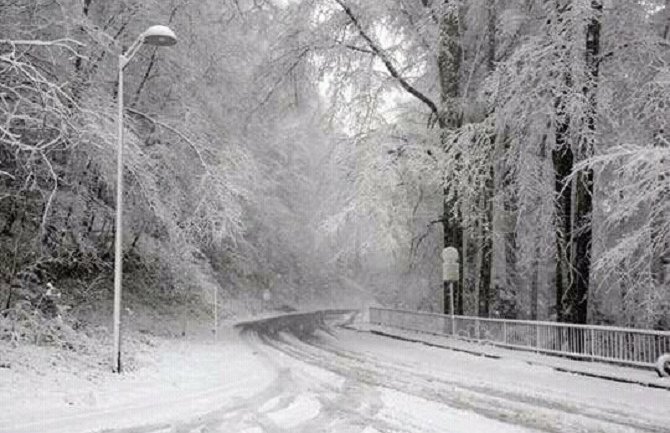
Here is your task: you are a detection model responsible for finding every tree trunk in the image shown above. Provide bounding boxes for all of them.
[438,2,464,312]
[477,189,492,316]
[530,242,540,320]
[490,133,507,317]
[552,126,573,322]
[571,0,601,324]
[479,0,496,317]
[553,0,600,324]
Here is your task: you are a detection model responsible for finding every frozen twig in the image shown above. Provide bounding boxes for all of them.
[0,38,86,59]
[125,107,210,174]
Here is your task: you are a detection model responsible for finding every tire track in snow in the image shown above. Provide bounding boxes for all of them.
[117,322,399,433]
[250,315,667,433]
[103,311,669,433]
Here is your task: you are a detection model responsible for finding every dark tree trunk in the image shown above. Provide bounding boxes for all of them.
[553,0,600,324]
[553,138,573,322]
[571,0,601,324]
[438,2,465,313]
[74,0,93,72]
[479,228,492,316]
[479,0,497,317]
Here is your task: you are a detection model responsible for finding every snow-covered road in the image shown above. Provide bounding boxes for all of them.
[5,311,670,432]
[115,310,670,433]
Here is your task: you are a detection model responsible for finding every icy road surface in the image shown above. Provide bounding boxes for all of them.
[6,310,670,433]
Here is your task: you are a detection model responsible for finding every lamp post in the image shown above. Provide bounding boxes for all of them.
[113,25,177,373]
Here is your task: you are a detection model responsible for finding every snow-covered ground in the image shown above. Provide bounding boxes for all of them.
[2,311,670,432]
[0,327,274,433]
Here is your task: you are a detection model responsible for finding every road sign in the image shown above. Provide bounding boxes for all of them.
[442,247,459,282]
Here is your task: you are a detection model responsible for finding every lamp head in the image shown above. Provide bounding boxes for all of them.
[142,25,177,47]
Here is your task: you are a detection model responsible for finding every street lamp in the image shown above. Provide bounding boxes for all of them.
[113,25,177,373]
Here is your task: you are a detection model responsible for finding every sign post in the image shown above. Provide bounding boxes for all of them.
[442,247,459,335]
[262,289,272,311]
[213,285,218,342]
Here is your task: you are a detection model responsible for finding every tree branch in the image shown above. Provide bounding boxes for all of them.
[131,47,157,107]
[39,151,58,253]
[333,0,441,123]
[341,43,374,54]
[126,107,210,174]
[0,39,86,59]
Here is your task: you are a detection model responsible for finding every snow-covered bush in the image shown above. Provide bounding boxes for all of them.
[656,353,670,378]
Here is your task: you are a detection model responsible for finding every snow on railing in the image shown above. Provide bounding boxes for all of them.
[369,307,670,368]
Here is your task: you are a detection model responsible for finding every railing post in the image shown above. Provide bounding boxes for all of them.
[590,328,595,361]
[449,281,455,336]
[503,321,507,345]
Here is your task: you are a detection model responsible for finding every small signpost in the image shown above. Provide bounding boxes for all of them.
[213,286,218,342]
[442,247,459,335]
[262,289,272,312]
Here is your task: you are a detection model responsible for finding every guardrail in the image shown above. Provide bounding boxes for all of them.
[369,307,670,368]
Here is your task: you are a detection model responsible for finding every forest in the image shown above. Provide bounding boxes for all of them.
[1,0,669,351]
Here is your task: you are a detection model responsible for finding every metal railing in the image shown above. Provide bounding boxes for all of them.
[369,307,670,368]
